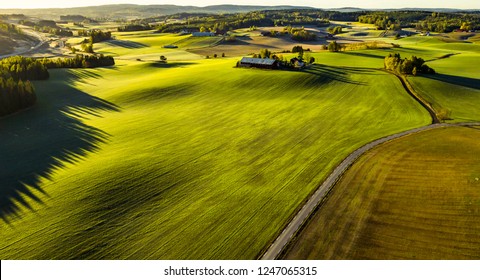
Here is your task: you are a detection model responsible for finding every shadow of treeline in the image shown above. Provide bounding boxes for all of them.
[303,64,371,86]
[105,40,148,49]
[0,69,120,223]
[424,73,480,91]
[149,62,197,69]
[341,51,386,60]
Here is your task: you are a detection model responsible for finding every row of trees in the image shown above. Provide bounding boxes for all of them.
[118,24,151,32]
[0,54,115,117]
[0,57,44,117]
[0,54,116,71]
[384,53,435,75]
[415,13,478,32]
[0,56,49,81]
[39,54,115,69]
[0,76,36,117]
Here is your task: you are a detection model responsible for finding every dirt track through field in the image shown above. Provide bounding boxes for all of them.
[260,121,480,260]
[385,70,440,124]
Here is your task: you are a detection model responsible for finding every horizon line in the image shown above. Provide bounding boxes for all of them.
[0,4,478,10]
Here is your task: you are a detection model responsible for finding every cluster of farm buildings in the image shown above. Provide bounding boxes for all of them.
[237,57,306,69]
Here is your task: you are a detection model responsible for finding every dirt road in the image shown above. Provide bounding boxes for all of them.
[0,27,48,59]
[260,122,480,260]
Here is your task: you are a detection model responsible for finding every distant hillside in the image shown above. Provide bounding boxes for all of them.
[329,7,479,13]
[0,4,314,20]
[326,7,367,13]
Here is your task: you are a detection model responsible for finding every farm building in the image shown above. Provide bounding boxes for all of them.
[290,57,306,68]
[238,57,279,69]
[192,32,216,37]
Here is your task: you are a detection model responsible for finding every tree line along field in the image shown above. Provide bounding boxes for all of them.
[0,51,430,259]
[283,126,480,259]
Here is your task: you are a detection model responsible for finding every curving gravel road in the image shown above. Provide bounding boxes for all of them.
[260,122,480,260]
[0,27,48,59]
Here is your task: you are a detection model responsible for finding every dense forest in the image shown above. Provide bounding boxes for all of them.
[152,10,350,34]
[358,11,479,32]
[415,12,479,32]
[148,9,480,34]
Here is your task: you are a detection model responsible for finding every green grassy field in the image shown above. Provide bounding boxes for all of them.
[284,126,480,259]
[93,32,219,61]
[0,53,430,259]
[311,34,480,123]
[407,51,480,122]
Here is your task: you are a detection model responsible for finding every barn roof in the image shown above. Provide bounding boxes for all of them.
[240,57,276,65]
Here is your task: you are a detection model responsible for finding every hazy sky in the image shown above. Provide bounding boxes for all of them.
[0,1,478,9]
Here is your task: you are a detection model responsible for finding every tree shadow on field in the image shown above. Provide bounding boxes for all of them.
[0,69,120,224]
[105,40,148,49]
[423,73,480,91]
[149,62,197,69]
[341,51,386,60]
[303,64,371,85]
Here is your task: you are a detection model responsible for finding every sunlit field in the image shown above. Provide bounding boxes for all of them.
[0,51,429,259]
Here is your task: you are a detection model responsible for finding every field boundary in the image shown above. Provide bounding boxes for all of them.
[382,69,440,124]
[260,122,480,260]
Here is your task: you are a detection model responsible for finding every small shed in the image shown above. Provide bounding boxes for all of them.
[290,57,305,68]
[238,57,279,69]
